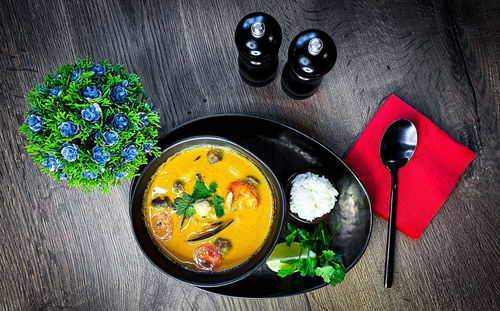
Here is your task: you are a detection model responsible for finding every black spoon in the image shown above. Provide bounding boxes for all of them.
[380,119,418,288]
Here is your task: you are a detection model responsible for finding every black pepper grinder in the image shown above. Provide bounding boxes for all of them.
[281,29,337,99]
[234,12,282,87]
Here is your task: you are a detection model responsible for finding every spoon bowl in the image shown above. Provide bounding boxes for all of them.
[379,119,417,288]
[380,119,418,170]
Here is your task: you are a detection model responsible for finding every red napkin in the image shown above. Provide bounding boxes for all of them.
[344,95,475,239]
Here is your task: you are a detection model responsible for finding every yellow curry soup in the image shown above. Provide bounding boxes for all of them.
[144,145,274,272]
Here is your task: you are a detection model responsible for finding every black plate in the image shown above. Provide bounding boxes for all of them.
[130,114,372,298]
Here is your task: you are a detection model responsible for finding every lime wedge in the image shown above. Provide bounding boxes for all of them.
[265,242,316,272]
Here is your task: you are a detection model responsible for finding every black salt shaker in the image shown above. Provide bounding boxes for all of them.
[235,12,282,87]
[281,29,337,99]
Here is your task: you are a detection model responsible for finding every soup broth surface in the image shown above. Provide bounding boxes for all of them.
[144,145,274,272]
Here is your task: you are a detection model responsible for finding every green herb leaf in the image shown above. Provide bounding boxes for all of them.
[182,192,193,203]
[184,206,196,218]
[317,222,331,246]
[315,265,335,283]
[297,228,310,240]
[296,257,316,277]
[192,181,212,199]
[210,195,225,218]
[209,181,218,193]
[320,250,335,262]
[315,263,345,286]
[275,222,345,286]
[277,266,297,278]
[181,180,225,219]
[285,223,297,246]
[174,197,191,216]
[300,239,316,250]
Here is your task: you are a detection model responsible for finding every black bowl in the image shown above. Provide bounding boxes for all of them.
[130,135,286,287]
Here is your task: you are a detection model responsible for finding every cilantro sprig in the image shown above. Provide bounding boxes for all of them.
[173,193,196,218]
[173,180,225,218]
[277,222,345,286]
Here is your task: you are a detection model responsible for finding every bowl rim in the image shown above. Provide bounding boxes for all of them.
[129,135,286,287]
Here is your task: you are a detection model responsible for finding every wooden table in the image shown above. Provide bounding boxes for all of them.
[1,0,498,310]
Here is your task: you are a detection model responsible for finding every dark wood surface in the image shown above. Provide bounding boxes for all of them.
[1,0,499,310]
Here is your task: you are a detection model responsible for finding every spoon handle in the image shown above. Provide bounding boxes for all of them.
[384,170,398,288]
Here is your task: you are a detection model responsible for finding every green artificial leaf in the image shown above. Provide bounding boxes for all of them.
[277,266,297,278]
[285,223,297,246]
[210,195,225,218]
[18,57,161,193]
[192,181,212,199]
[209,181,218,193]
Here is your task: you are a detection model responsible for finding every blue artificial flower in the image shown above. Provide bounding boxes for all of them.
[96,130,119,146]
[120,80,129,88]
[58,121,79,137]
[25,115,44,132]
[81,103,102,123]
[122,144,138,162]
[143,140,153,153]
[146,102,159,115]
[54,74,62,80]
[81,170,98,179]
[110,86,128,103]
[90,63,105,78]
[71,69,83,81]
[48,86,62,98]
[99,166,105,173]
[90,146,111,165]
[81,86,102,101]
[37,83,46,93]
[137,112,149,130]
[61,143,79,162]
[111,113,129,131]
[41,154,60,172]
[59,173,68,180]
[114,171,128,178]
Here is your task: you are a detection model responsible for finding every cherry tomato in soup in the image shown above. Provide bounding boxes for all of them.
[151,212,173,241]
[193,244,223,271]
[229,181,259,209]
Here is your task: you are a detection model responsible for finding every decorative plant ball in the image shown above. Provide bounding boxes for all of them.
[20,58,161,192]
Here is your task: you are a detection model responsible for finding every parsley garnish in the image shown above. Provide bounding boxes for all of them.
[173,180,225,218]
[277,222,345,286]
